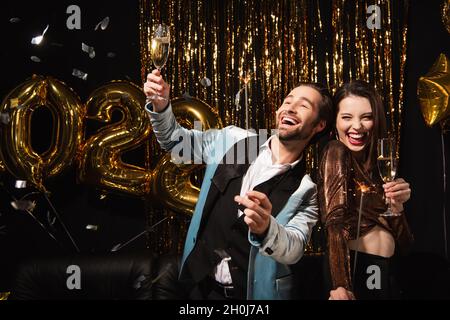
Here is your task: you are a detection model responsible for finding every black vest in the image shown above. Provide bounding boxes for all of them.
[185,136,306,298]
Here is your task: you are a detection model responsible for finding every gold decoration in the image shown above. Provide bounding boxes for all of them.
[418,53,450,127]
[139,0,409,254]
[77,81,152,197]
[0,75,84,190]
[443,0,450,34]
[152,97,223,215]
[0,292,10,300]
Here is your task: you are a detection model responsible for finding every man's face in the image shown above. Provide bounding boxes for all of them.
[275,86,324,142]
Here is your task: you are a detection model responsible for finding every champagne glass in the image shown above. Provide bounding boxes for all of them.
[149,23,170,101]
[377,138,401,217]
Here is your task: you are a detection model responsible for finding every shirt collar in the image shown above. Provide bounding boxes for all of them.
[261,135,302,168]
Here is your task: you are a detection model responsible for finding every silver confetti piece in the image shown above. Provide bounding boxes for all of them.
[95,17,110,31]
[0,113,11,125]
[133,275,147,289]
[86,224,98,231]
[81,42,95,59]
[46,211,56,227]
[9,17,21,23]
[30,56,41,63]
[200,77,212,88]
[15,180,27,189]
[110,244,121,252]
[31,24,49,45]
[235,91,241,110]
[72,68,88,81]
[11,200,36,212]
[106,52,116,58]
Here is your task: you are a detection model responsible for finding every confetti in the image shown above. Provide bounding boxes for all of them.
[46,211,56,227]
[72,68,88,81]
[0,113,11,125]
[30,56,41,63]
[51,42,63,47]
[106,52,116,58]
[31,24,49,45]
[200,77,212,88]
[133,275,147,289]
[11,200,36,212]
[95,17,110,31]
[15,180,27,189]
[235,90,241,109]
[81,42,95,59]
[110,244,121,252]
[86,224,98,231]
[9,17,21,23]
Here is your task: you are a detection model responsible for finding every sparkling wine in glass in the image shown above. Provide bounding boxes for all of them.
[149,23,170,101]
[377,138,401,217]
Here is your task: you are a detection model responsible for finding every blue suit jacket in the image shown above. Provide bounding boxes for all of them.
[147,104,319,299]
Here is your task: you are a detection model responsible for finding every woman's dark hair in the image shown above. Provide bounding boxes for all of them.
[333,80,387,170]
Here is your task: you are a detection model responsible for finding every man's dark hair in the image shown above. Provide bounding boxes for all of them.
[294,82,333,145]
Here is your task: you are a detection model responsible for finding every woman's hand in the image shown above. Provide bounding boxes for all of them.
[329,287,355,300]
[383,178,411,214]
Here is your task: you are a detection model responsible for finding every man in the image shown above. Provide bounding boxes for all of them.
[144,69,332,300]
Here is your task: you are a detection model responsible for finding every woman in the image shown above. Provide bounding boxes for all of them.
[318,80,413,300]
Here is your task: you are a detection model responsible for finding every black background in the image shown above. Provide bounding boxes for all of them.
[0,0,449,297]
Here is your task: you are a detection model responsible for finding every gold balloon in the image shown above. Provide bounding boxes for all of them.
[77,81,152,197]
[0,75,85,189]
[152,97,223,215]
[418,53,450,127]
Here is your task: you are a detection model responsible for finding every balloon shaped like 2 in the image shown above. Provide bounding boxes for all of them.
[152,97,223,215]
[77,81,152,197]
[0,75,84,191]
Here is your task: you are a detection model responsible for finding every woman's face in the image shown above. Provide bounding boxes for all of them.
[336,95,374,153]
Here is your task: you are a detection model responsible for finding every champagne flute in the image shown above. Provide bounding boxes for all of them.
[149,23,170,101]
[377,138,401,217]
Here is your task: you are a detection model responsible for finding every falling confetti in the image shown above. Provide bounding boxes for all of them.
[9,17,21,23]
[95,17,110,31]
[86,224,99,231]
[72,68,88,81]
[106,52,116,58]
[46,211,56,227]
[30,56,41,63]
[0,113,11,125]
[31,24,49,45]
[51,42,63,47]
[110,243,121,252]
[11,200,36,212]
[81,42,95,59]
[235,90,241,110]
[200,77,212,88]
[15,180,27,189]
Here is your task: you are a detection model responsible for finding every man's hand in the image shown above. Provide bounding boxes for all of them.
[234,191,272,236]
[329,287,355,300]
[383,178,411,214]
[143,69,170,112]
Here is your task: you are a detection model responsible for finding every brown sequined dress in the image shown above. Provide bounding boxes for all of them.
[318,140,413,291]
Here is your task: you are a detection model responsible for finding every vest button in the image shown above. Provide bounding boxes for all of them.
[193,237,196,243]
[265,247,273,255]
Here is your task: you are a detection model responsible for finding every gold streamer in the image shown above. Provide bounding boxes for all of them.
[139,0,409,254]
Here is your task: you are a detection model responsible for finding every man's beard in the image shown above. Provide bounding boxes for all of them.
[277,124,314,142]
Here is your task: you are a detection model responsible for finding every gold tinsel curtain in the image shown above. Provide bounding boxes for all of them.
[139,0,408,254]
